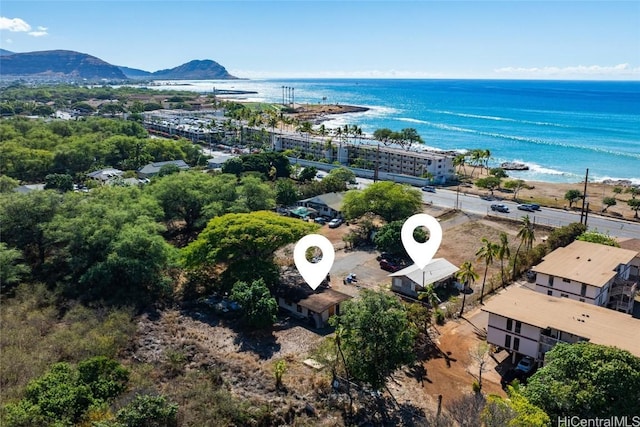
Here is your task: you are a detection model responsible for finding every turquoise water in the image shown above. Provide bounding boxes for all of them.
[150,79,640,184]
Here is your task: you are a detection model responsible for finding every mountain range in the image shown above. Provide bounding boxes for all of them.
[0,49,239,80]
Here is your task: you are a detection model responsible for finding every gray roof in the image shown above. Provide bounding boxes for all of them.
[87,168,123,181]
[14,184,46,194]
[207,154,236,167]
[299,192,345,211]
[138,160,190,176]
[389,258,459,285]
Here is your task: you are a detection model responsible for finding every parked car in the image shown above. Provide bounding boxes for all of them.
[515,356,536,374]
[379,259,401,272]
[314,216,327,225]
[491,204,510,213]
[517,204,535,212]
[328,218,343,228]
[421,185,436,193]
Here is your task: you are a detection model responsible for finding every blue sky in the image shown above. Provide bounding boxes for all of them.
[1,1,639,80]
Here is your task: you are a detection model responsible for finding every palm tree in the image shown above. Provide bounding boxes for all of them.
[476,238,499,304]
[469,149,483,178]
[453,153,467,177]
[456,261,479,317]
[418,283,440,310]
[497,232,511,288]
[512,215,536,281]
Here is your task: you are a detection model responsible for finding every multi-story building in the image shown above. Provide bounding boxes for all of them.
[531,240,639,314]
[482,286,640,364]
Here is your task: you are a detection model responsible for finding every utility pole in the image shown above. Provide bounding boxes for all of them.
[580,168,589,225]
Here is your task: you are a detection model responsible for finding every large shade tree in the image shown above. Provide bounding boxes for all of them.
[330,290,416,391]
[523,342,640,420]
[342,181,422,222]
[182,211,317,289]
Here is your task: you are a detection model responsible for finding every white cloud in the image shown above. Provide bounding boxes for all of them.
[0,17,31,32]
[494,63,640,79]
[28,30,49,37]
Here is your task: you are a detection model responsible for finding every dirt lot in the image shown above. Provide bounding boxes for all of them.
[129,207,527,423]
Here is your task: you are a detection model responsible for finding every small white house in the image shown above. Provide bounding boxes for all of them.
[389,258,459,298]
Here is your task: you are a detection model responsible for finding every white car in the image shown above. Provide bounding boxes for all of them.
[328,218,343,228]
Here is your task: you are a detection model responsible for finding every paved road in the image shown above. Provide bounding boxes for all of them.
[353,178,640,239]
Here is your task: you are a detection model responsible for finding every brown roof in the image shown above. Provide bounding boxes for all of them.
[618,238,640,253]
[297,288,352,313]
[532,240,638,288]
[482,286,640,357]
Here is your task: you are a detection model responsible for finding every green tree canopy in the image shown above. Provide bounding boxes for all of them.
[3,357,129,426]
[564,189,583,208]
[230,278,278,329]
[342,181,422,222]
[274,178,299,207]
[44,186,177,305]
[523,342,640,419]
[576,230,619,247]
[147,171,230,232]
[373,220,427,258]
[182,211,317,288]
[476,176,502,195]
[330,290,417,391]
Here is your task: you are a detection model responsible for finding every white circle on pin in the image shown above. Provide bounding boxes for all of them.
[401,213,443,270]
[294,234,335,290]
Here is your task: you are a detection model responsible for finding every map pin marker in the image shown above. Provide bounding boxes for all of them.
[401,213,443,270]
[294,234,335,290]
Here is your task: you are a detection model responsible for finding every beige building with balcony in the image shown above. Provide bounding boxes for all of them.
[531,240,639,314]
[483,286,640,364]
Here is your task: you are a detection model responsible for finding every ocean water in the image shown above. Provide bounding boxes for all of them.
[148,79,640,184]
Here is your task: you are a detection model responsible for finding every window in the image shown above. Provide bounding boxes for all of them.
[548,276,554,287]
[563,278,571,283]
[547,290,553,296]
[515,321,522,334]
[506,319,513,331]
[513,337,520,351]
[296,305,302,313]
[561,293,568,298]
[581,284,587,297]
[579,298,585,302]
[505,335,511,348]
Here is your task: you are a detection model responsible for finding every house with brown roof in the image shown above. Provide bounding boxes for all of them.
[482,286,640,365]
[277,269,351,328]
[531,240,639,314]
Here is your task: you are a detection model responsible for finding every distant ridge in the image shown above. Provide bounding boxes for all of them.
[0,49,239,80]
[146,59,238,80]
[0,50,127,80]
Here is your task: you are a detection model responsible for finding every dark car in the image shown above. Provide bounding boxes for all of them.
[314,216,327,225]
[491,204,509,213]
[528,203,541,210]
[379,259,401,272]
[501,368,526,388]
[517,204,535,212]
[421,186,436,193]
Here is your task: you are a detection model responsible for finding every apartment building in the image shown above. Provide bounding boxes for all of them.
[273,134,455,183]
[482,286,640,364]
[531,240,639,314]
